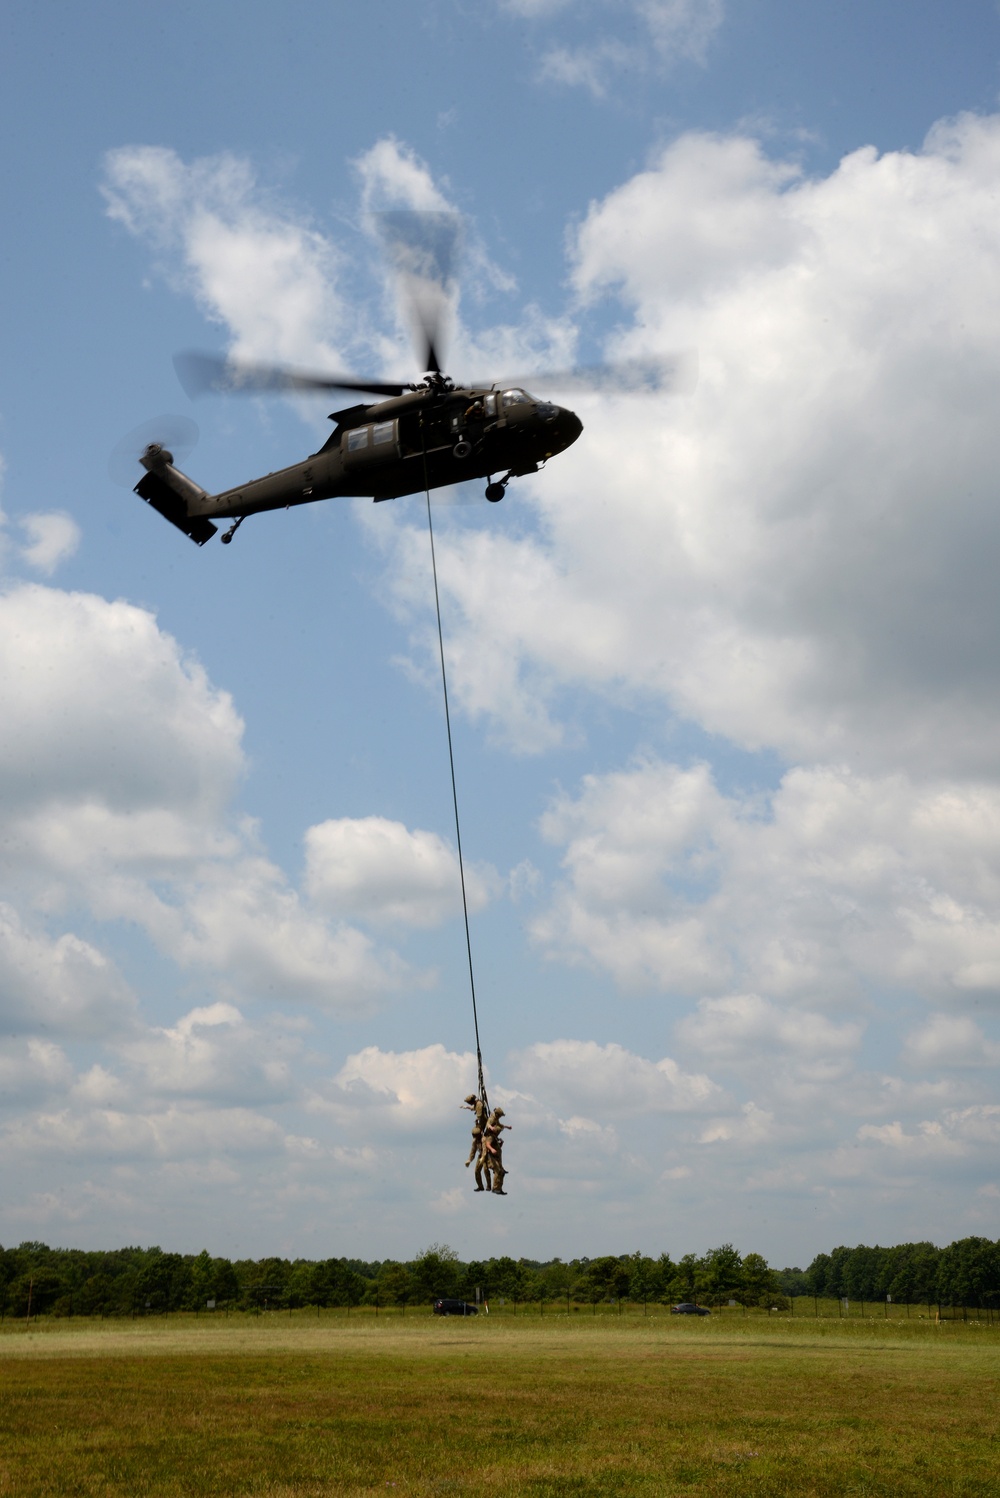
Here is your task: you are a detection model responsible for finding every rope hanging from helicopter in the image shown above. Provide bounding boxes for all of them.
[421,421,489,1114]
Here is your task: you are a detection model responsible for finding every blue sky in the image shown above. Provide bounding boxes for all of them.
[3,0,1000,1267]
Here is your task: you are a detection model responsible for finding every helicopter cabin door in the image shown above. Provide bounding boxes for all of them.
[341,419,400,467]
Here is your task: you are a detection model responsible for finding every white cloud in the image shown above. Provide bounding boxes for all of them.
[903,1013,1000,1069]
[679,994,863,1070]
[3,1102,297,1163]
[0,582,416,1016]
[102,146,350,370]
[510,1038,717,1112]
[534,757,1000,1006]
[316,1043,479,1133]
[304,815,499,927]
[0,582,242,827]
[373,116,1000,778]
[115,1003,298,1104]
[15,513,81,575]
[525,0,724,96]
[354,137,454,217]
[0,903,137,1040]
[0,1039,74,1107]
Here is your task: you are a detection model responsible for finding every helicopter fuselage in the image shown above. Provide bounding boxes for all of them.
[136,384,583,543]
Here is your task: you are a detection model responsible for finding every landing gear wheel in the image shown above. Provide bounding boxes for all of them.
[221,515,246,545]
[485,482,505,503]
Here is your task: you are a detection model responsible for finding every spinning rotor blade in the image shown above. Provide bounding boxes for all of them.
[109,414,199,487]
[374,211,461,376]
[485,353,698,396]
[174,351,407,400]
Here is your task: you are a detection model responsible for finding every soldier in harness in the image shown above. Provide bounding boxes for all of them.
[461,1093,489,1170]
[480,1107,510,1196]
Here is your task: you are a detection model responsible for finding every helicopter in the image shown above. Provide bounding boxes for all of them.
[125,212,687,546]
[133,350,585,547]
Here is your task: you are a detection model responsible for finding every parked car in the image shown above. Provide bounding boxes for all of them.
[671,1302,711,1316]
[433,1298,478,1316]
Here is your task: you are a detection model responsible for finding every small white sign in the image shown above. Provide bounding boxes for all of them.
[206,1299,215,1310]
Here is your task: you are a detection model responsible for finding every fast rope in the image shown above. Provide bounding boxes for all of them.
[422,427,489,1113]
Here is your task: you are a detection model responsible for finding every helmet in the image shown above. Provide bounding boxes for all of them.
[464,1094,477,1104]
[494,1108,505,1117]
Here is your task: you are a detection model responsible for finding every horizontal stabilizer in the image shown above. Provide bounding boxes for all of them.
[134,471,217,546]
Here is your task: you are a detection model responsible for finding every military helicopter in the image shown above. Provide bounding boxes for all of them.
[125,213,686,547]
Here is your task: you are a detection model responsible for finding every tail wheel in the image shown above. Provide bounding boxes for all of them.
[485,482,505,502]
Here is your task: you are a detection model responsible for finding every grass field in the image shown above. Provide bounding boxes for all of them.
[1,1313,998,1495]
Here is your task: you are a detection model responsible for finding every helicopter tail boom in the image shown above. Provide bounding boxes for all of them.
[134,450,218,546]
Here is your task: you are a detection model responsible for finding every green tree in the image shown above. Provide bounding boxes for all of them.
[410,1244,460,1304]
[376,1262,413,1308]
[937,1237,1000,1310]
[702,1245,743,1306]
[740,1252,780,1307]
[187,1249,217,1309]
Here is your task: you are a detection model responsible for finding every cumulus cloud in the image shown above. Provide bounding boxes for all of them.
[316,1043,479,1133]
[305,815,499,927]
[0,582,418,1016]
[534,756,1000,1007]
[0,582,242,828]
[369,116,1000,778]
[354,137,454,217]
[14,513,81,575]
[4,1102,301,1163]
[0,1039,74,1108]
[114,1003,298,1105]
[903,1013,1000,1069]
[502,0,724,96]
[101,146,350,371]
[0,904,137,1040]
[678,994,863,1070]
[510,1038,717,1113]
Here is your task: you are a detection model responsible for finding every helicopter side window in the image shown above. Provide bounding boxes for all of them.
[483,393,497,417]
[347,426,370,452]
[502,388,532,409]
[372,421,395,445]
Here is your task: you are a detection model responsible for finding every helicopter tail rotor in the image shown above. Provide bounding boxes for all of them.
[108,414,200,487]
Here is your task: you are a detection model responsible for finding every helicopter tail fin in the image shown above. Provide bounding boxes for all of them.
[134,463,218,546]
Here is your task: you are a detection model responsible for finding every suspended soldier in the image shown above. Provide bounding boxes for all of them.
[473,1137,493,1193]
[481,1107,511,1196]
[461,1093,489,1169]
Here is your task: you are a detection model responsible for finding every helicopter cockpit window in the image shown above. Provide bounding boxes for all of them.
[502,388,532,408]
[347,426,370,452]
[483,393,497,417]
[372,421,395,445]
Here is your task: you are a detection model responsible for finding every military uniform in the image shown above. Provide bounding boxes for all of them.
[473,1141,493,1193]
[482,1108,510,1195]
[461,1093,489,1168]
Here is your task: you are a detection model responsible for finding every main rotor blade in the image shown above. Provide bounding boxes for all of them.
[174,351,407,400]
[482,354,698,396]
[374,211,461,377]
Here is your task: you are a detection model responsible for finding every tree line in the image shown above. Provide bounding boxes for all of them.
[1,1236,998,1319]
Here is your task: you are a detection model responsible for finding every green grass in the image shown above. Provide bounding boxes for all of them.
[1,1314,998,1495]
